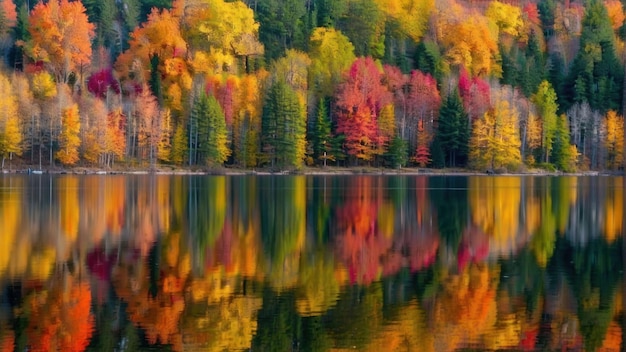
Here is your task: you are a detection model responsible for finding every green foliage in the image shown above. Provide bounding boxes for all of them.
[552,114,576,172]
[262,80,306,169]
[193,91,231,166]
[532,81,558,163]
[565,0,623,113]
[384,135,408,168]
[414,40,444,83]
[256,0,307,61]
[337,0,385,58]
[437,91,469,167]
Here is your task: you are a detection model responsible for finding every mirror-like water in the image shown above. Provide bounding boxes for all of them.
[0,174,623,351]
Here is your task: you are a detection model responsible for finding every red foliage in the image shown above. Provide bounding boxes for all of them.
[87,69,120,98]
[335,57,393,160]
[523,3,540,26]
[407,70,440,124]
[458,66,491,122]
[1,0,17,28]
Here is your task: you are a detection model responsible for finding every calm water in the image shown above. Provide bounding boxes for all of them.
[0,174,623,351]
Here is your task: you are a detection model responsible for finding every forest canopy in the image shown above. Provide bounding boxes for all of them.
[0,0,624,171]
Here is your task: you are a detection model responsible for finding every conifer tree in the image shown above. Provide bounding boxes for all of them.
[262,80,306,168]
[193,91,230,166]
[437,91,469,167]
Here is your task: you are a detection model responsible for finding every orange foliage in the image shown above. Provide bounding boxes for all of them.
[25,278,94,352]
[334,177,392,284]
[430,263,499,351]
[604,0,625,31]
[0,324,14,352]
[24,0,94,82]
[599,321,622,351]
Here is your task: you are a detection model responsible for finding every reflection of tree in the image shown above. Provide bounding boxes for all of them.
[189,176,227,253]
[112,232,190,351]
[429,177,468,252]
[0,323,14,351]
[364,300,434,351]
[427,263,499,351]
[333,177,391,284]
[252,290,301,351]
[260,176,306,290]
[22,273,94,352]
[296,250,340,316]
[325,283,383,350]
[0,177,22,281]
[469,177,521,255]
[182,295,262,351]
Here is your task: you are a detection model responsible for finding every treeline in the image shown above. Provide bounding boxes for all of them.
[0,0,624,171]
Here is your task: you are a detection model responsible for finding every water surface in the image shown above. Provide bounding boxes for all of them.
[0,174,623,351]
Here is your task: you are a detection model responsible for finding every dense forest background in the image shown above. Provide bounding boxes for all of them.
[0,0,624,171]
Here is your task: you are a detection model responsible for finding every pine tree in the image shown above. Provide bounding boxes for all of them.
[437,91,469,167]
[312,98,334,166]
[385,135,408,168]
[193,91,230,166]
[552,114,576,172]
[262,80,306,168]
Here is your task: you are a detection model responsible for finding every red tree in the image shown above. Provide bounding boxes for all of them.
[334,57,392,162]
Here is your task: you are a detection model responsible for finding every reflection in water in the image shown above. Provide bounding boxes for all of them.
[0,174,623,351]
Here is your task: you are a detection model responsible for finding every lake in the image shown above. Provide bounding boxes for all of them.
[0,174,623,351]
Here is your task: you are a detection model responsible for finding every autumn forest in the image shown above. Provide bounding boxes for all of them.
[0,0,624,171]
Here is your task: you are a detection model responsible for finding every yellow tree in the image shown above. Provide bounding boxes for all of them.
[485,1,524,37]
[374,0,433,42]
[22,0,95,83]
[56,104,81,165]
[605,110,624,170]
[440,12,500,77]
[469,94,522,170]
[182,0,263,74]
[0,73,21,170]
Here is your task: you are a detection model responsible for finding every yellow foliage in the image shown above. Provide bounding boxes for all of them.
[603,177,623,243]
[374,0,434,42]
[486,1,524,37]
[604,0,625,31]
[604,110,624,170]
[56,104,81,165]
[470,177,521,253]
[59,176,80,243]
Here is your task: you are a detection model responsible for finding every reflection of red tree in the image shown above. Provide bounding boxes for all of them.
[26,278,94,352]
[0,325,14,352]
[334,178,392,284]
[457,225,490,271]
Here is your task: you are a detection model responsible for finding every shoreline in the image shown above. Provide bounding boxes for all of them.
[0,165,621,177]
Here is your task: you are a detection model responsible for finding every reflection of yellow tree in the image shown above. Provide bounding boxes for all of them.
[603,178,622,243]
[0,177,21,279]
[182,296,262,351]
[59,176,80,245]
[23,274,94,352]
[470,177,521,254]
[364,300,434,351]
[104,176,126,237]
[430,263,499,351]
[296,251,340,316]
[531,191,556,267]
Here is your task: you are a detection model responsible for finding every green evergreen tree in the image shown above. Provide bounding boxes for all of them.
[414,40,444,84]
[437,91,469,167]
[262,80,306,168]
[311,98,335,166]
[193,92,230,166]
[256,0,307,61]
[430,137,445,168]
[565,0,623,113]
[384,135,408,168]
[552,114,576,172]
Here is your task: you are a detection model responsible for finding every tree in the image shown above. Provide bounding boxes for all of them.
[604,110,624,170]
[437,90,468,167]
[469,95,522,171]
[532,81,558,164]
[255,0,307,60]
[261,80,306,168]
[193,91,230,166]
[22,0,95,83]
[311,98,335,166]
[56,104,81,165]
[337,0,385,58]
[0,74,21,170]
[308,27,356,99]
[552,114,577,172]
[565,0,623,113]
[334,57,392,162]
